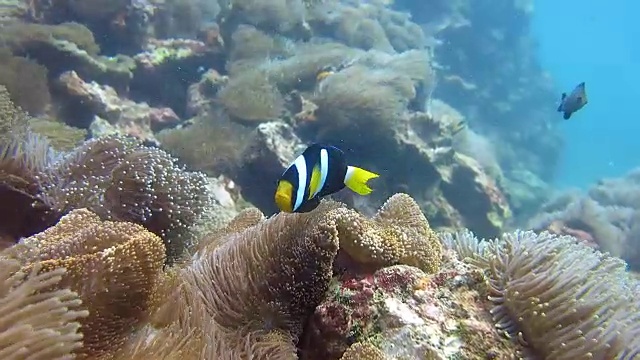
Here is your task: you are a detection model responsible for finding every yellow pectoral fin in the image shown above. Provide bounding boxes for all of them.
[308,165,322,199]
[275,180,294,212]
[345,166,379,195]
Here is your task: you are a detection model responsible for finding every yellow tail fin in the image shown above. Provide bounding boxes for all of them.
[344,166,379,195]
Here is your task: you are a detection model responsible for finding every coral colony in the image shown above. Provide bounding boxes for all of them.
[0,0,638,359]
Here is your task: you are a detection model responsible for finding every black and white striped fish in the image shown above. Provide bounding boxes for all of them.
[274,144,379,213]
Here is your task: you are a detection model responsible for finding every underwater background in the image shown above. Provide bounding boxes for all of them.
[533,0,640,188]
[1,0,639,359]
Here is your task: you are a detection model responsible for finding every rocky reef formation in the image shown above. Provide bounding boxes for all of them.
[0,0,554,240]
[2,0,636,358]
[395,0,560,217]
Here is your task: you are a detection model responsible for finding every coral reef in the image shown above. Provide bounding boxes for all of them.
[528,167,640,271]
[3,0,635,359]
[443,229,640,358]
[4,0,524,240]
[332,193,443,273]
[1,186,639,359]
[301,263,514,360]
[55,70,179,140]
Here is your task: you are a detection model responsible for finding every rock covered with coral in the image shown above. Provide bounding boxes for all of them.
[301,262,513,360]
[56,70,180,141]
[235,111,511,238]
[0,0,539,242]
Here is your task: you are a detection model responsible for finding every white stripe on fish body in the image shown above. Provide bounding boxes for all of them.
[345,166,355,184]
[314,148,329,198]
[293,154,307,211]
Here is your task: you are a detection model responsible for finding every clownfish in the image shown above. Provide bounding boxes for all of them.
[274,144,379,213]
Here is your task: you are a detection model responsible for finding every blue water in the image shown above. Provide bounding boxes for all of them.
[532,0,640,189]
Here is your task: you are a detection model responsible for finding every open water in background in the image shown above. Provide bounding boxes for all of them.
[532,0,639,189]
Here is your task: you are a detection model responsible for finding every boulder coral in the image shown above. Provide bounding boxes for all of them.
[339,342,386,360]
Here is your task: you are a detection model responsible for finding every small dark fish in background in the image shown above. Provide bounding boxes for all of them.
[274,144,379,213]
[557,82,588,120]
